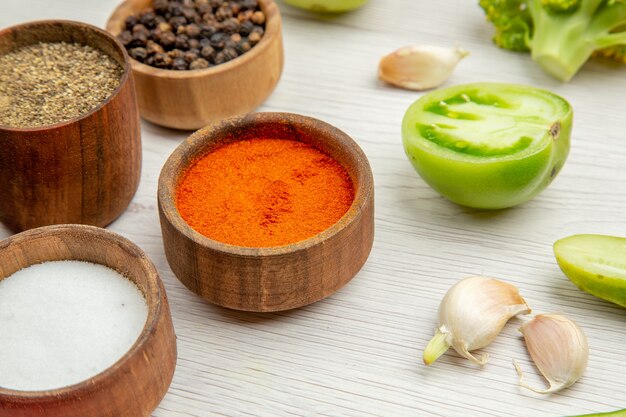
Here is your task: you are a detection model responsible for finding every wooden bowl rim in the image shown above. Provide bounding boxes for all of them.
[0,224,165,399]
[105,0,281,79]
[158,111,374,257]
[0,20,133,133]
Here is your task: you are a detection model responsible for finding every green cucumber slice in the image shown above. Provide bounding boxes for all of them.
[402,82,572,209]
[554,234,626,308]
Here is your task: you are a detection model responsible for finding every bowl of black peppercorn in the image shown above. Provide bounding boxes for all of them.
[106,0,283,130]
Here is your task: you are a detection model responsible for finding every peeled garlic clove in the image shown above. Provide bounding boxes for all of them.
[515,313,588,394]
[423,276,530,366]
[378,45,468,91]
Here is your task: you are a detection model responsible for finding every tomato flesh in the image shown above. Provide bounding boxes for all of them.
[402,82,572,209]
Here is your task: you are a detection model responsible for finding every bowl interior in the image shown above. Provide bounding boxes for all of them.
[106,0,281,76]
[0,225,160,393]
[0,225,157,314]
[160,112,371,252]
[0,20,127,68]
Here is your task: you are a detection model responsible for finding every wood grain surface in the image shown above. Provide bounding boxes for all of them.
[0,20,141,232]
[106,0,284,130]
[0,225,176,417]
[1,0,626,416]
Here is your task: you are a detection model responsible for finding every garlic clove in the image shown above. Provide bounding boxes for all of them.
[423,276,531,366]
[515,313,589,394]
[378,45,469,91]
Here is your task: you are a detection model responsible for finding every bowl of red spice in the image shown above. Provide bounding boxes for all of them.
[106,0,283,130]
[158,112,374,311]
[0,20,141,232]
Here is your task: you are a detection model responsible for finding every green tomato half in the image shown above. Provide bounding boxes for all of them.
[402,82,572,209]
[283,0,368,12]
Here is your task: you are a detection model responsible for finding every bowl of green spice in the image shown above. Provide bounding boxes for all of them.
[0,20,141,232]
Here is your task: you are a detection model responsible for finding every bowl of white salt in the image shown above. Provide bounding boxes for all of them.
[0,224,176,417]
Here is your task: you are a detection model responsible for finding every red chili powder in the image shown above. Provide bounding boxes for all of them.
[176,138,355,247]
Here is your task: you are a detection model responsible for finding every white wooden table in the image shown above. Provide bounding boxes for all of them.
[2,1,626,416]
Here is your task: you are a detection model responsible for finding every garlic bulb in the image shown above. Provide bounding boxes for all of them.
[378,45,468,91]
[515,314,588,394]
[423,276,530,366]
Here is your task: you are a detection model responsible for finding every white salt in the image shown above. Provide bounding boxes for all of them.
[0,260,148,391]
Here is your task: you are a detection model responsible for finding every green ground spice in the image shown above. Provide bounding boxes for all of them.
[0,42,123,128]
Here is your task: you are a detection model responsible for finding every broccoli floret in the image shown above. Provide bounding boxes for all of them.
[480,0,626,81]
[541,0,581,13]
[479,0,533,51]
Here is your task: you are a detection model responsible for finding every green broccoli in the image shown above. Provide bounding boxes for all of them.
[479,0,626,81]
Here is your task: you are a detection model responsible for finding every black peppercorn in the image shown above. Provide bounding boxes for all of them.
[147,40,165,54]
[238,10,253,22]
[154,0,169,14]
[200,45,216,59]
[168,48,185,59]
[129,47,148,61]
[202,13,218,25]
[175,34,190,49]
[169,16,188,29]
[215,5,233,21]
[183,50,199,63]
[197,1,211,14]
[182,7,197,20]
[125,15,139,30]
[140,10,157,28]
[199,22,217,38]
[188,38,200,49]
[118,30,132,46]
[168,2,183,16]
[251,11,265,25]
[221,17,239,34]
[190,58,209,70]
[251,25,264,37]
[236,40,251,54]
[132,23,148,34]
[172,58,188,70]
[209,32,227,49]
[242,0,258,10]
[130,31,148,48]
[159,31,176,48]
[214,51,226,65]
[248,31,261,45]
[154,52,173,68]
[239,20,254,36]
[186,23,201,38]
[157,21,172,32]
[222,47,239,62]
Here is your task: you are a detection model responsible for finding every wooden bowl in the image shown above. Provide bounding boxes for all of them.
[106,0,284,130]
[158,112,374,312]
[0,224,176,417]
[0,20,141,233]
